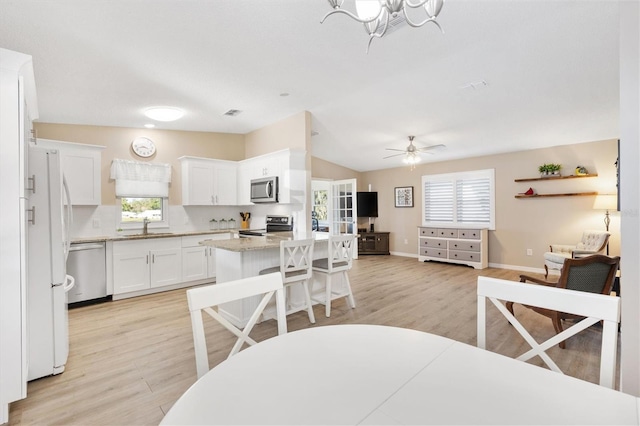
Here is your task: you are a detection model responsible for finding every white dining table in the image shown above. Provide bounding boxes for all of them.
[161,324,639,425]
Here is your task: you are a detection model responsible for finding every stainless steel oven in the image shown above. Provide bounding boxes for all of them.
[238,215,293,237]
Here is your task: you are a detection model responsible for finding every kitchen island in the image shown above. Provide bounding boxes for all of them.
[200,232,331,327]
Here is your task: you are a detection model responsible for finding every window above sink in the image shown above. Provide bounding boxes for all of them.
[117,197,170,231]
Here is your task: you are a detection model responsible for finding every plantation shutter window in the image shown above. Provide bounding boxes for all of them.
[423,180,454,223]
[422,169,495,230]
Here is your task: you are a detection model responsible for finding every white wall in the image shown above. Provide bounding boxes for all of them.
[619,0,640,397]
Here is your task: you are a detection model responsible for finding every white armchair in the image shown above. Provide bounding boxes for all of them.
[543,230,610,277]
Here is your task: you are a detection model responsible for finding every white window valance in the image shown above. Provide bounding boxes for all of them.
[110,159,172,197]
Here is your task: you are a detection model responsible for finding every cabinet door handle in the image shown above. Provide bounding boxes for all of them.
[152,254,155,263]
[27,206,35,225]
[26,175,36,193]
[146,255,149,264]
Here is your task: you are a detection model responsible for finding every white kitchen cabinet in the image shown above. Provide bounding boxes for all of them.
[181,233,231,282]
[179,157,237,206]
[0,48,38,424]
[182,246,209,282]
[113,238,182,294]
[35,138,104,205]
[237,149,306,205]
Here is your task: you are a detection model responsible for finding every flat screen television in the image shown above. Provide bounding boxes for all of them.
[357,192,378,217]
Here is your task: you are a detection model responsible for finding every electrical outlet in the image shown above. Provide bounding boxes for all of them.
[526,249,533,256]
[404,239,408,244]
[92,218,100,228]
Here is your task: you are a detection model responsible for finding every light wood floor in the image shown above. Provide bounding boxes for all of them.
[8,256,618,425]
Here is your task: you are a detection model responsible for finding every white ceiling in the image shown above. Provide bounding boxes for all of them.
[0,1,620,172]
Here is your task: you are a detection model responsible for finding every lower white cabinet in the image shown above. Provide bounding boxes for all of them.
[418,227,488,269]
[113,238,182,294]
[181,233,231,282]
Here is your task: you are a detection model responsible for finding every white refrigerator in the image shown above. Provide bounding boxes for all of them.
[27,146,75,381]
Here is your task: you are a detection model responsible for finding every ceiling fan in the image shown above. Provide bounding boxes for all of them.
[383,136,446,163]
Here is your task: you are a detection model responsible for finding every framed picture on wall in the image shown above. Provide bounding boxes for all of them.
[394,186,414,208]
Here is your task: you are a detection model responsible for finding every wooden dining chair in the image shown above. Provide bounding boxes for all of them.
[311,234,356,317]
[510,254,620,349]
[186,272,287,379]
[477,275,621,389]
[259,238,316,324]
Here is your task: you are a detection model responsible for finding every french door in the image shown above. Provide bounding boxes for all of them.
[330,179,358,259]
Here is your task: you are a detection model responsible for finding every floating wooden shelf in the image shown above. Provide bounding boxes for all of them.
[514,174,598,182]
[515,191,598,199]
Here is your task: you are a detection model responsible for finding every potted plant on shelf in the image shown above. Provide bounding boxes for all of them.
[538,164,550,177]
[549,163,562,176]
[538,163,562,177]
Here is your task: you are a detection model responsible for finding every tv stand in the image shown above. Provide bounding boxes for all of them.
[358,232,390,255]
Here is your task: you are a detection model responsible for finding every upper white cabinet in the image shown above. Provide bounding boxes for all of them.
[237,149,306,205]
[35,139,104,205]
[180,157,237,206]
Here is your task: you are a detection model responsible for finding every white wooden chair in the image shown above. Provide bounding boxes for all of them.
[259,238,316,324]
[186,272,287,379]
[311,234,356,317]
[477,276,621,389]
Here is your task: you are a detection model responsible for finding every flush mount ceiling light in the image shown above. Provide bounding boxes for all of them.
[144,106,184,122]
[321,0,445,53]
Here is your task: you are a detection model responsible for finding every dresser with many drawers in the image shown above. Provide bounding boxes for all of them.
[418,227,488,269]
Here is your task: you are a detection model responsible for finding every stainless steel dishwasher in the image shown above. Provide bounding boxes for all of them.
[67,242,108,307]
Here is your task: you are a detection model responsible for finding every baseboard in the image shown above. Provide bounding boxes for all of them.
[371,253,560,276]
[487,262,559,276]
[390,251,418,258]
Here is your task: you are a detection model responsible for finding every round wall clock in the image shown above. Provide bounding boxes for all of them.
[131,137,156,158]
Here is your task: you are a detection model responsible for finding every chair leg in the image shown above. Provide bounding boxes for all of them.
[544,264,549,279]
[551,313,566,349]
[325,274,332,317]
[301,280,316,324]
[506,301,515,317]
[343,272,355,309]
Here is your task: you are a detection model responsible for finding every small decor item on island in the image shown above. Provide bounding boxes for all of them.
[538,163,562,177]
[209,218,218,230]
[575,166,588,176]
[239,212,251,229]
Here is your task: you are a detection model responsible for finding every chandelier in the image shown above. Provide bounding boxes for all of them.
[321,0,445,53]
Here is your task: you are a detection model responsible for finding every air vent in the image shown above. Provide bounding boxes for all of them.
[223,109,242,117]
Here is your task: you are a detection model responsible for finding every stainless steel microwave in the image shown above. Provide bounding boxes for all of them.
[250,176,278,203]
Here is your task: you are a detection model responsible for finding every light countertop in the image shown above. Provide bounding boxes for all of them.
[200,232,329,252]
[71,229,237,244]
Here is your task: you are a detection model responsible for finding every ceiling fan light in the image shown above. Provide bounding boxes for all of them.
[403,153,421,165]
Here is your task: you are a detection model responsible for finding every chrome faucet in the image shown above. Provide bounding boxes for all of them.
[143,217,150,235]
